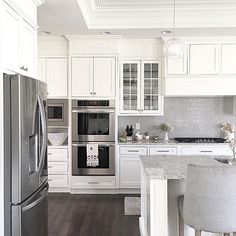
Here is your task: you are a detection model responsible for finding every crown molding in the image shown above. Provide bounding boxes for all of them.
[77,0,236,29]
[65,35,121,41]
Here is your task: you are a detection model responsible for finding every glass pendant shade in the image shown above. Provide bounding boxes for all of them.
[164,38,184,59]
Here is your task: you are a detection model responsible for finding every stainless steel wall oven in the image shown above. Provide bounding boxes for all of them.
[72,100,115,176]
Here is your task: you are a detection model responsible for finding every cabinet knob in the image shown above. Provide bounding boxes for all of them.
[90,92,93,95]
[93,92,96,95]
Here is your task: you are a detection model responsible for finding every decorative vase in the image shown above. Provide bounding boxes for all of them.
[164,132,169,141]
[226,131,234,141]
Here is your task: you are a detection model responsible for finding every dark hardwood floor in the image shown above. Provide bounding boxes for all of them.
[48,194,140,236]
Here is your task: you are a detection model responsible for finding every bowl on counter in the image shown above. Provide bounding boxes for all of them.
[48,132,68,146]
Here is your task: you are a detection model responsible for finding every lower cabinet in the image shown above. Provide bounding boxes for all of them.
[48,147,69,191]
[119,146,148,188]
[119,156,142,188]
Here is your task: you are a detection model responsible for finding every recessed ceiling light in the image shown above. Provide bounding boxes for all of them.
[161,30,172,35]
[100,31,112,35]
[40,31,51,35]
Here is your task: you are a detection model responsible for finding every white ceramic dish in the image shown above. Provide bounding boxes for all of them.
[48,132,67,146]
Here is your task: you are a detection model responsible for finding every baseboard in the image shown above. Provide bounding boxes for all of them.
[70,188,141,194]
[49,187,70,193]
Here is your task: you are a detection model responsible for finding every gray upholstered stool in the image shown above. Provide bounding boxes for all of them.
[178,164,236,236]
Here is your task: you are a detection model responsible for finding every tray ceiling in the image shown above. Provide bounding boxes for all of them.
[77,0,236,29]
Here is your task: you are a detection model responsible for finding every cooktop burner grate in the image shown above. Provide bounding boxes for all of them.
[174,138,226,143]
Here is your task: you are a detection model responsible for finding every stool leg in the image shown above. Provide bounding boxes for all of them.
[195,230,201,236]
[178,209,184,236]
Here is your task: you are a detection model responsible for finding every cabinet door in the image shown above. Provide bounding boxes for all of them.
[189,44,219,75]
[46,58,68,97]
[93,57,116,97]
[141,61,162,114]
[119,156,141,188]
[2,3,20,72]
[121,61,141,113]
[221,44,236,74]
[167,45,188,75]
[37,58,46,83]
[19,20,37,77]
[71,57,93,97]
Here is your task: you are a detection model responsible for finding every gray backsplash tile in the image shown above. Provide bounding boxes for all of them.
[118,97,236,139]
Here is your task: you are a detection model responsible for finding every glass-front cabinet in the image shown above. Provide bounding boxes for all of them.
[120,60,163,115]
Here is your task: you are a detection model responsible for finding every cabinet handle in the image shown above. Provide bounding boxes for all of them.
[127,150,140,153]
[90,92,93,95]
[48,166,52,168]
[48,179,52,182]
[88,181,99,184]
[157,150,170,153]
[200,150,213,153]
[48,153,52,155]
[94,92,96,95]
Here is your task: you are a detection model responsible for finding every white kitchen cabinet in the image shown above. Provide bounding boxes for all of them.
[221,44,236,74]
[2,3,20,73]
[71,57,116,98]
[93,58,116,97]
[181,146,232,156]
[46,58,68,97]
[119,157,142,188]
[167,45,188,75]
[189,44,219,75]
[120,60,163,115]
[1,1,37,77]
[48,147,69,191]
[19,20,37,77]
[119,146,147,188]
[149,147,177,155]
[71,57,93,97]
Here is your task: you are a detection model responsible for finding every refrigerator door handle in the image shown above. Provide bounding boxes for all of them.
[37,94,47,173]
[22,184,49,212]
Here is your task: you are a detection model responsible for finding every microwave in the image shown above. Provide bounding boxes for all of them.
[47,99,68,126]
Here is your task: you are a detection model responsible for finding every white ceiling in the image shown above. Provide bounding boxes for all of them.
[38,0,236,38]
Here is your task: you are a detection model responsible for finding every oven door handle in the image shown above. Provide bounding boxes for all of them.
[72,109,115,113]
[72,143,115,147]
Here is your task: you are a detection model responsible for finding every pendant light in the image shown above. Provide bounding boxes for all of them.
[163,0,184,59]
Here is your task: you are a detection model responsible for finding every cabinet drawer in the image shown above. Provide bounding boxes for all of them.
[71,178,116,189]
[149,147,177,155]
[48,175,68,188]
[181,147,231,156]
[48,162,68,174]
[48,148,68,161]
[120,146,147,155]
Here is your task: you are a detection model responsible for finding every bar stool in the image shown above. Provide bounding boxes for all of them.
[178,164,236,236]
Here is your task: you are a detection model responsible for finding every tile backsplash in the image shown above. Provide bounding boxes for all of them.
[118,97,236,139]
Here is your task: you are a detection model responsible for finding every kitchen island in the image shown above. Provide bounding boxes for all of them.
[139,155,228,236]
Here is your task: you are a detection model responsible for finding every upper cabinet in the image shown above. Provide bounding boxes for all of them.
[167,45,188,75]
[38,57,68,98]
[165,38,236,96]
[1,1,37,78]
[71,57,116,98]
[120,60,163,115]
[221,44,236,75]
[189,44,219,75]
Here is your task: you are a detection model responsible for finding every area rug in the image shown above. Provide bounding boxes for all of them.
[124,197,141,216]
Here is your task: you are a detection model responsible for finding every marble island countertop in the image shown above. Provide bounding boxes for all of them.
[140,155,228,179]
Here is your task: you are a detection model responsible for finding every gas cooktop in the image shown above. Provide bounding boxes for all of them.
[174,138,226,143]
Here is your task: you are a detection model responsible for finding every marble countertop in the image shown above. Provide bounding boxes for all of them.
[140,155,228,179]
[118,140,229,146]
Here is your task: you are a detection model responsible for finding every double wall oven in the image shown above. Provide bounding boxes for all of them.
[72,100,115,176]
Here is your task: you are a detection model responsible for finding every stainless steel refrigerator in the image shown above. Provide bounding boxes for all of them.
[3,73,48,236]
